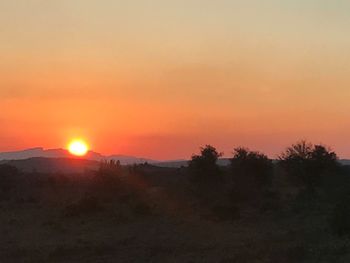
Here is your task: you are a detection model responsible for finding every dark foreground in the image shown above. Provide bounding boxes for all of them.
[1,161,350,262]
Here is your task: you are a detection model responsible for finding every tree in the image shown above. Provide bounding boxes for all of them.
[188,145,222,184]
[309,145,338,171]
[279,140,313,161]
[230,147,273,205]
[279,140,338,191]
[231,147,273,186]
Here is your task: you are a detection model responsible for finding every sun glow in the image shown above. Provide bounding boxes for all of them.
[68,139,89,156]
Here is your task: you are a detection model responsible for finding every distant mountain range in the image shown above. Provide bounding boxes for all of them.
[0,147,157,165]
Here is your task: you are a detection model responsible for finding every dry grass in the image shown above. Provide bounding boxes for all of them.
[1,166,350,262]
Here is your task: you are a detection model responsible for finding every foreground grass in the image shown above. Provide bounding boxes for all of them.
[1,193,350,263]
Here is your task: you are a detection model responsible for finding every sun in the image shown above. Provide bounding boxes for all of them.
[68,139,89,156]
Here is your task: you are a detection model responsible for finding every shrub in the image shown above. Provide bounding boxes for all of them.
[279,141,338,191]
[188,145,222,184]
[188,145,225,205]
[230,147,273,206]
[231,147,273,186]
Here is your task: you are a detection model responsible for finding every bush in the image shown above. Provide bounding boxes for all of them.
[230,148,273,206]
[231,147,273,186]
[188,145,222,184]
[279,141,338,191]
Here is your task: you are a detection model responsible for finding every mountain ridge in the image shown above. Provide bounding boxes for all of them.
[0,147,156,165]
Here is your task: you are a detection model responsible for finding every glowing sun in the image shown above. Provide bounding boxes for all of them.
[68,139,89,156]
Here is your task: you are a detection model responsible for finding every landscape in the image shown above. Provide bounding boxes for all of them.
[1,1,350,262]
[1,142,350,262]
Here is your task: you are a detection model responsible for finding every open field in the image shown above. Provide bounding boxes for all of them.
[1,161,350,263]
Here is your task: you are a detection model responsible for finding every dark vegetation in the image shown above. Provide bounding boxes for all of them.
[1,140,350,262]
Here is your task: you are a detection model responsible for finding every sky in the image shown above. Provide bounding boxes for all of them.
[1,0,350,160]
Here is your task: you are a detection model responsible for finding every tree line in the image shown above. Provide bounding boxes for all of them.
[188,140,350,235]
[189,140,338,192]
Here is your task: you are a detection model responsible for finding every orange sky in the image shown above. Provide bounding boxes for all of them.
[1,1,350,159]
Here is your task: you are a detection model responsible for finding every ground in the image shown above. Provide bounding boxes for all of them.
[0,165,350,262]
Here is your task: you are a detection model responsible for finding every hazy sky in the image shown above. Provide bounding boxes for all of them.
[1,0,350,159]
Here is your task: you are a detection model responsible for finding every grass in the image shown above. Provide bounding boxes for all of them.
[1,165,350,262]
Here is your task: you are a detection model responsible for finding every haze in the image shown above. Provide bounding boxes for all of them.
[1,0,350,159]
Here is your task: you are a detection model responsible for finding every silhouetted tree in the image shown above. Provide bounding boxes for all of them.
[188,145,222,184]
[230,147,273,205]
[309,145,338,171]
[188,145,227,210]
[279,140,338,191]
[231,147,273,186]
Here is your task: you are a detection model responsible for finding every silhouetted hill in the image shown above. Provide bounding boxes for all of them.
[0,147,102,161]
[0,148,156,165]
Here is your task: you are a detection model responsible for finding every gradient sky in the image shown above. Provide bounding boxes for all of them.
[1,0,350,159]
